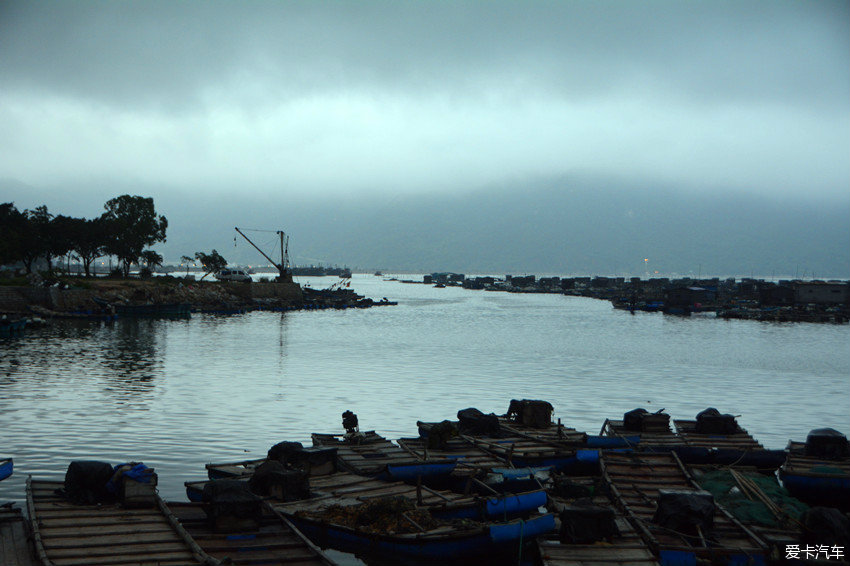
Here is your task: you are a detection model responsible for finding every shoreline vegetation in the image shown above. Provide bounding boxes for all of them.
[0,275,392,318]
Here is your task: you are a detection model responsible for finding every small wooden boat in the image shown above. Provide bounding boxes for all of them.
[601,451,767,565]
[0,457,12,481]
[537,480,659,566]
[27,477,221,566]
[311,430,457,482]
[418,420,589,472]
[779,429,850,511]
[188,469,548,523]
[0,503,37,566]
[690,466,809,558]
[601,408,683,450]
[168,501,337,565]
[396,435,552,492]
[281,497,555,566]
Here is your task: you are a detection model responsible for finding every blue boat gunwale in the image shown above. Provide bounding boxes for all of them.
[0,457,13,481]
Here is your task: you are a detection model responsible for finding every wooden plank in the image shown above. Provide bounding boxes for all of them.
[47,541,194,558]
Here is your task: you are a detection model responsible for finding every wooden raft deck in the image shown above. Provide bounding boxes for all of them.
[311,431,451,476]
[601,419,682,450]
[672,420,765,452]
[27,478,217,566]
[601,452,766,562]
[396,435,507,478]
[272,470,476,514]
[537,485,658,566]
[168,502,335,566]
[498,418,588,447]
[1,504,38,566]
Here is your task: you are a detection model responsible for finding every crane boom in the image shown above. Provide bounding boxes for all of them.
[234,227,291,281]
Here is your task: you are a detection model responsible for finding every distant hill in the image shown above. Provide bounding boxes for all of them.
[2,175,848,278]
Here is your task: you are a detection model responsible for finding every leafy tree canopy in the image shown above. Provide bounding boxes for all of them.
[102,195,167,277]
[194,249,227,280]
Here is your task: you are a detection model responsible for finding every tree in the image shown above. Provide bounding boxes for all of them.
[180,255,194,276]
[19,205,53,274]
[101,195,168,277]
[0,203,28,268]
[70,217,110,277]
[140,250,163,270]
[194,250,227,280]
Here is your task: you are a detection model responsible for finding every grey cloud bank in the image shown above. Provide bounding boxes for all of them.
[1,0,847,199]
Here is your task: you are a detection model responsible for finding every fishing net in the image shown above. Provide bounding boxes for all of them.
[696,469,808,528]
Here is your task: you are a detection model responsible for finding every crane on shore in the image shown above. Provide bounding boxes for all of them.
[234,227,292,282]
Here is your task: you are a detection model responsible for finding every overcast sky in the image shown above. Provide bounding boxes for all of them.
[1,0,848,203]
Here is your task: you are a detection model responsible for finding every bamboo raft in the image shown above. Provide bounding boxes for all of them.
[537,488,659,566]
[418,420,582,471]
[27,478,219,566]
[600,418,682,450]
[396,434,508,481]
[600,452,766,564]
[1,503,37,566]
[779,440,850,510]
[672,420,764,452]
[311,430,456,480]
[167,502,336,566]
[498,417,588,447]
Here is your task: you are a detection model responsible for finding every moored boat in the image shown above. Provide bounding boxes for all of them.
[27,474,222,566]
[168,500,337,565]
[779,428,850,511]
[601,408,683,450]
[0,457,13,481]
[0,503,36,566]
[672,409,786,470]
[537,477,659,566]
[312,429,457,482]
[281,495,555,566]
[601,451,767,565]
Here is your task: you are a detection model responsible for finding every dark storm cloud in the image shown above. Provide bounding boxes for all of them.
[0,0,847,197]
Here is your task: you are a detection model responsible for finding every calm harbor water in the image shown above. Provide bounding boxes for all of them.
[1,274,848,505]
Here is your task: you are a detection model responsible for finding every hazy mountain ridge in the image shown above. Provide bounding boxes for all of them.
[3,176,848,278]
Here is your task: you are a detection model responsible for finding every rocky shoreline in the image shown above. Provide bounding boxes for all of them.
[0,276,390,318]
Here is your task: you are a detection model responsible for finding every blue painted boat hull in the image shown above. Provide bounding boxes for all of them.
[0,458,12,481]
[285,512,555,565]
[780,472,850,510]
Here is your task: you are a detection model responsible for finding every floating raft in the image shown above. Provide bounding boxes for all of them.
[311,431,456,482]
[601,452,766,565]
[672,419,786,470]
[206,457,266,480]
[498,417,588,446]
[537,490,659,566]
[0,504,37,566]
[282,500,555,566]
[780,440,850,511]
[167,501,336,566]
[600,418,683,450]
[396,434,509,481]
[418,421,583,471]
[27,478,219,566]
